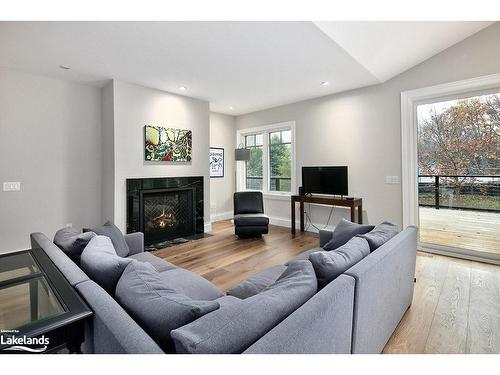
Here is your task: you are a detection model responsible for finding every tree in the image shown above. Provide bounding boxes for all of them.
[418,95,499,176]
[418,94,500,197]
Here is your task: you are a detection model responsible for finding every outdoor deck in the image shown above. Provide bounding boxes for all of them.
[419,206,500,255]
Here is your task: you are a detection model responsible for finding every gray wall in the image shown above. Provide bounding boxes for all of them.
[0,69,102,253]
[209,112,236,220]
[236,22,500,228]
[103,80,211,232]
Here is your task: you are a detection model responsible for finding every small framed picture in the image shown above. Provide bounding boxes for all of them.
[209,147,224,178]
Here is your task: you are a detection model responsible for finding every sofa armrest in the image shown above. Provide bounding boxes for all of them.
[344,226,417,353]
[319,229,334,247]
[125,232,144,256]
[243,274,355,354]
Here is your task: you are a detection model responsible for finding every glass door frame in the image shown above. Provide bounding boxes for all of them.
[401,73,500,265]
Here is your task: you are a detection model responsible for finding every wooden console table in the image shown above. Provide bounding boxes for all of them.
[291,195,363,234]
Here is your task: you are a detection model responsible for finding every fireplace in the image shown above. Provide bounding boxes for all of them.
[140,188,196,245]
[126,177,204,247]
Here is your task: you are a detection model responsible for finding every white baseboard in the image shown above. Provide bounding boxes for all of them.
[204,222,212,233]
[268,215,335,234]
[210,211,233,223]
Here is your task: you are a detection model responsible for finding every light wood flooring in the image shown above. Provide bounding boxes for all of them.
[154,220,500,354]
[419,207,500,255]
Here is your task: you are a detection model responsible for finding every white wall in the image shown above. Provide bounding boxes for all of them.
[0,69,102,253]
[236,22,500,229]
[103,80,211,232]
[209,112,236,221]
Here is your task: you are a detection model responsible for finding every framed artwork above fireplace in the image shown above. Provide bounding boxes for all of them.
[144,125,192,162]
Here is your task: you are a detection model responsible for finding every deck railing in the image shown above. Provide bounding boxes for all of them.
[418,174,500,213]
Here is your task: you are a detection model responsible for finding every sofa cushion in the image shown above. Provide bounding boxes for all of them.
[80,235,133,295]
[357,221,399,252]
[227,265,287,299]
[128,252,177,272]
[323,219,374,251]
[284,248,321,266]
[115,261,219,352]
[53,227,96,262]
[233,214,270,227]
[84,221,130,257]
[171,260,317,354]
[215,295,241,308]
[159,268,224,300]
[309,236,370,288]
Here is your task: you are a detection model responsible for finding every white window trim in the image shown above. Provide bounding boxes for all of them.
[401,73,500,264]
[236,121,296,198]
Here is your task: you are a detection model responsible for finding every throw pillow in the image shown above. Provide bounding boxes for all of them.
[84,221,130,257]
[322,218,374,251]
[309,236,370,287]
[171,260,317,354]
[357,221,399,251]
[53,227,96,262]
[80,235,133,295]
[159,268,224,300]
[115,261,220,353]
[226,264,288,299]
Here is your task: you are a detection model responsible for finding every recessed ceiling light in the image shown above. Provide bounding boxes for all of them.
[321,81,329,86]
[229,106,234,110]
[179,86,187,91]
[59,65,70,70]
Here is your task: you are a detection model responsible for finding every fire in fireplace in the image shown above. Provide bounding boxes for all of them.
[139,187,196,245]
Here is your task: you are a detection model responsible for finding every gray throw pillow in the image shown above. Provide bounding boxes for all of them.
[80,235,133,295]
[309,236,370,287]
[159,268,223,300]
[226,265,287,299]
[357,221,399,251]
[53,227,96,261]
[84,221,130,257]
[323,218,374,251]
[171,260,317,354]
[115,261,219,353]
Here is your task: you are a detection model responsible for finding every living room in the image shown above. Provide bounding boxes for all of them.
[1,0,499,372]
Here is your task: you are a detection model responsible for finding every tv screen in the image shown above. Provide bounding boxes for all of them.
[302,166,348,196]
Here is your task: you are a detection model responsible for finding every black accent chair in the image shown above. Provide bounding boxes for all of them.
[233,192,269,238]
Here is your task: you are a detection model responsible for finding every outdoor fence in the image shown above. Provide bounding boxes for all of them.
[418,174,500,213]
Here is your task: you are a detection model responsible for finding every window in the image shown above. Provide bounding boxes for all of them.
[238,122,295,195]
[269,130,292,192]
[245,134,263,190]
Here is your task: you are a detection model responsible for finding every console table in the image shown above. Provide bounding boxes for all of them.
[291,195,363,234]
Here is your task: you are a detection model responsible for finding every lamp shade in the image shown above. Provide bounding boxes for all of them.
[235,148,251,161]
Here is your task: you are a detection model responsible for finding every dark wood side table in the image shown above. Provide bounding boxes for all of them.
[291,195,363,234]
[0,248,92,354]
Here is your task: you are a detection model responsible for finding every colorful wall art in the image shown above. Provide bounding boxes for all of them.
[145,125,192,162]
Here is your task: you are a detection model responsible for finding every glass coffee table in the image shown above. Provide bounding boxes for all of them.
[0,248,92,353]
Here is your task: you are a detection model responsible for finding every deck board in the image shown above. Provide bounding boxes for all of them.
[419,207,500,255]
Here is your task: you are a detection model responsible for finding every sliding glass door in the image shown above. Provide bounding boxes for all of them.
[417,92,500,260]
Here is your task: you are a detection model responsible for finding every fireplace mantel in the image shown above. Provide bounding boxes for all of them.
[126,177,204,246]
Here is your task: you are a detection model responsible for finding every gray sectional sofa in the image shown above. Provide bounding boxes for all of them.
[30,224,417,354]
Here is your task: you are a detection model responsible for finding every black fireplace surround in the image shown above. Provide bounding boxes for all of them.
[126,177,204,246]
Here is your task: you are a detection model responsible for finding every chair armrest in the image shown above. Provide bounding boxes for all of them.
[125,232,144,256]
[319,229,334,247]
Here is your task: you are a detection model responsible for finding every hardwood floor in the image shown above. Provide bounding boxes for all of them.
[154,221,319,292]
[154,220,500,354]
[384,252,500,353]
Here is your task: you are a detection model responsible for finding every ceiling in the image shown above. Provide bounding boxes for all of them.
[0,21,493,115]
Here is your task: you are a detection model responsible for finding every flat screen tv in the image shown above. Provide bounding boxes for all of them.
[302,166,348,196]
